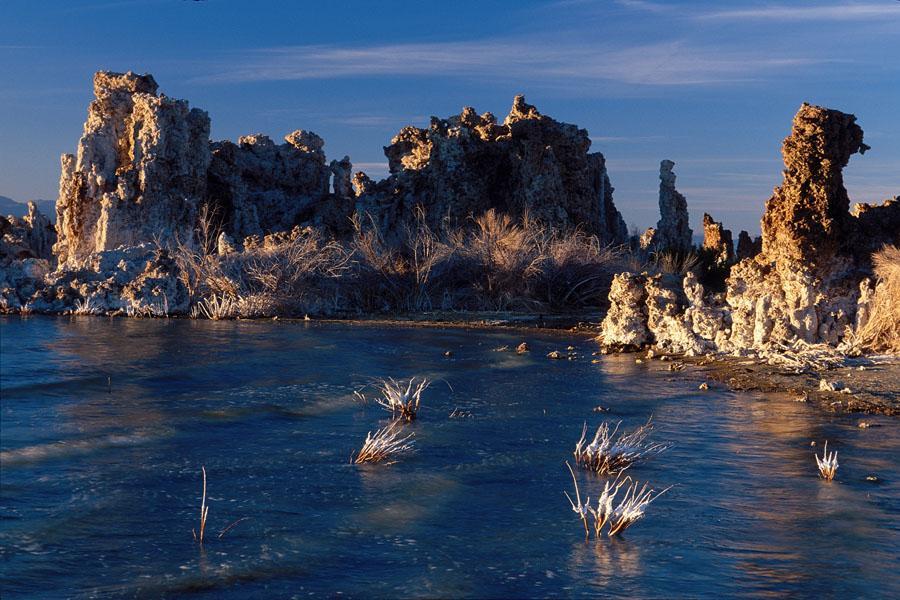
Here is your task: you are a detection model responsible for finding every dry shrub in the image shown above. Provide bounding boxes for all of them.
[856,245,900,354]
[177,207,631,318]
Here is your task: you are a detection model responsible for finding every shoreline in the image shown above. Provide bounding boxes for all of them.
[5,312,895,416]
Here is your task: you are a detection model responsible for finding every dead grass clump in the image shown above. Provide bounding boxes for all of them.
[565,462,670,539]
[373,377,430,421]
[815,441,839,481]
[573,418,669,475]
[650,249,701,277]
[354,421,415,464]
[855,245,900,354]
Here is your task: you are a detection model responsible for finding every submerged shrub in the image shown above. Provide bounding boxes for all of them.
[573,418,669,475]
[354,421,415,465]
[564,462,670,539]
[815,441,839,481]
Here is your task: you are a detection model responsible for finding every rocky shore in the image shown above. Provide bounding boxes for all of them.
[2,71,897,412]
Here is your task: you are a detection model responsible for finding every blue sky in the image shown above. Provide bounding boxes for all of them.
[1,0,898,234]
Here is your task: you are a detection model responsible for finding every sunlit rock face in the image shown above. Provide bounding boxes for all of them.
[55,71,211,268]
[701,213,734,265]
[601,103,898,352]
[726,103,874,347]
[354,95,629,244]
[600,272,650,348]
[760,103,868,270]
[652,160,692,254]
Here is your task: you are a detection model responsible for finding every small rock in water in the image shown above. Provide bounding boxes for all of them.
[592,406,609,413]
[444,351,453,358]
[857,365,867,371]
[591,358,601,364]
[865,475,879,482]
[566,345,576,351]
[858,421,872,429]
[819,379,849,393]
[635,358,643,364]
[516,342,530,354]
[547,350,564,360]
[810,441,817,446]
[698,382,709,390]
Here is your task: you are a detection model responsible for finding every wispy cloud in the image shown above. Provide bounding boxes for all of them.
[698,3,900,22]
[195,39,828,87]
[591,135,667,144]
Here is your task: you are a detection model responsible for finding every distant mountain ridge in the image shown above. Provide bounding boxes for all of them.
[0,195,56,221]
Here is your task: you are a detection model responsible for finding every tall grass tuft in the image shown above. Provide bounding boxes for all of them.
[855,245,900,354]
[192,466,209,544]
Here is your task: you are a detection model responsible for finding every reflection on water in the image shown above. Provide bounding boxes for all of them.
[1,316,898,598]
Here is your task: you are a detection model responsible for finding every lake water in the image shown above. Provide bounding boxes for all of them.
[1,316,898,598]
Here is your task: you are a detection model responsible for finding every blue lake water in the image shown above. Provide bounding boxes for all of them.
[1,316,898,598]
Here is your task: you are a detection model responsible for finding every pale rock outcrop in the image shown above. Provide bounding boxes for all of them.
[354,95,628,244]
[28,244,189,316]
[725,103,874,349]
[55,71,210,268]
[683,272,731,350]
[599,272,650,348]
[701,213,734,265]
[644,274,702,355]
[652,160,692,253]
[601,103,896,354]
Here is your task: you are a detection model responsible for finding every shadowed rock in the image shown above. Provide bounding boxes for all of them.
[652,160,692,253]
[354,95,629,244]
[736,230,762,260]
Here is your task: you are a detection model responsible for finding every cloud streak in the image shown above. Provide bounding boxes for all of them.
[697,3,900,22]
[195,39,827,87]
